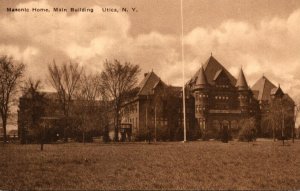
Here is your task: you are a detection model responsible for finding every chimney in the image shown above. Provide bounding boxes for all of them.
[144,73,148,77]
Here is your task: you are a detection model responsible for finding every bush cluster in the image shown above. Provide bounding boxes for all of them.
[238,119,257,142]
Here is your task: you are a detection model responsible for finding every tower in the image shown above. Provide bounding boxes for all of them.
[192,66,209,132]
[236,68,250,113]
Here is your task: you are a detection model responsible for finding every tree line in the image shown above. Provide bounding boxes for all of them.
[0,55,299,144]
[0,55,140,143]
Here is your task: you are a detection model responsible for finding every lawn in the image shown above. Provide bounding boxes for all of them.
[0,140,299,190]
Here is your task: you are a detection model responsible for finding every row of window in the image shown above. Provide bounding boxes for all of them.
[196,95,249,100]
[196,105,206,112]
[216,85,229,88]
[195,94,209,98]
[215,96,229,100]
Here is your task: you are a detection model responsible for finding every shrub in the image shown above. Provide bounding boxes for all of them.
[238,118,256,142]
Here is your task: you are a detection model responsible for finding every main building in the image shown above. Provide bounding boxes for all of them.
[121,55,295,141]
[18,55,296,142]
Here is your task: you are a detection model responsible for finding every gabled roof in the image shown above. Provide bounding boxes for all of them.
[137,71,164,96]
[251,76,277,101]
[236,68,249,90]
[189,55,237,86]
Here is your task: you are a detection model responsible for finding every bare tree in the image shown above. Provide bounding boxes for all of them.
[48,60,83,141]
[0,56,25,143]
[20,78,45,144]
[74,71,100,143]
[22,78,45,126]
[150,85,181,141]
[99,60,140,141]
[264,96,294,144]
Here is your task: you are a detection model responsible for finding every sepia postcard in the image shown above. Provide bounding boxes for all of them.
[0,0,300,190]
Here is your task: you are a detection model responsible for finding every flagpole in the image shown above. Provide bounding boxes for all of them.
[180,0,187,142]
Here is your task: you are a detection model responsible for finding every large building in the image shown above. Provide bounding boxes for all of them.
[121,55,295,141]
[17,55,296,142]
[18,91,105,143]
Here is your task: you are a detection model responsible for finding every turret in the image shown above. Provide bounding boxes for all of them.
[193,66,209,118]
[236,68,250,113]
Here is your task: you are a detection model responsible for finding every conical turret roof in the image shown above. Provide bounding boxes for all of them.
[236,68,248,90]
[195,66,208,86]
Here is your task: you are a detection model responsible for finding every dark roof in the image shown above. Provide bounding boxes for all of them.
[189,55,237,86]
[270,86,284,96]
[283,94,295,105]
[213,69,223,81]
[43,92,59,100]
[252,90,259,99]
[236,68,249,90]
[137,71,164,95]
[171,86,182,93]
[251,76,277,101]
[22,91,58,100]
[195,66,208,86]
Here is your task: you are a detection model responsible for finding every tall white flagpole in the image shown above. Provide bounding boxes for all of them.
[180,0,187,142]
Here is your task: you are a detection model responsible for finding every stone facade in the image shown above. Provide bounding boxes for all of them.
[122,55,295,141]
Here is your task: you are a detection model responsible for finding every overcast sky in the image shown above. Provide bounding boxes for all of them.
[1,0,300,103]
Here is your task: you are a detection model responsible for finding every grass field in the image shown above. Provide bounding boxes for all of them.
[0,140,299,190]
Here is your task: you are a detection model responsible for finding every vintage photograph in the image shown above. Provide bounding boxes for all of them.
[0,0,300,190]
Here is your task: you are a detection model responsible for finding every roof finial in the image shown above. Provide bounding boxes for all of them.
[278,83,280,87]
[211,52,212,57]
[262,73,265,78]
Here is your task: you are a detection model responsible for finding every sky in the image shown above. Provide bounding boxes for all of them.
[1,0,300,105]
